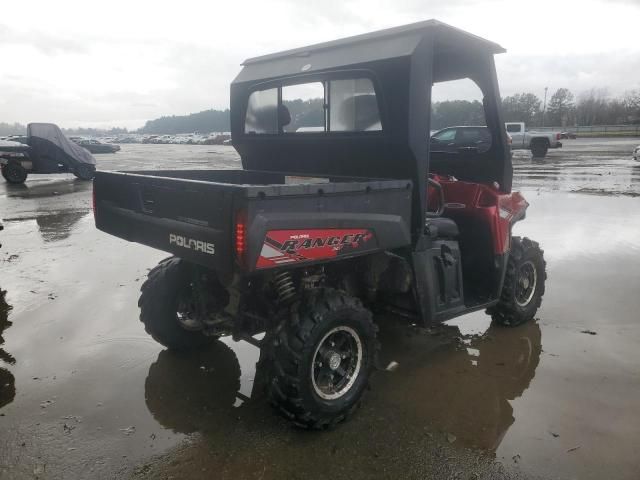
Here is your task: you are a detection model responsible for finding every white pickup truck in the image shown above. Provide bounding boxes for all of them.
[505,122,563,158]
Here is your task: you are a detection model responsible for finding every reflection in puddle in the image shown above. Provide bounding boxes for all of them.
[377,320,541,450]
[36,210,90,242]
[0,290,15,410]
[142,319,541,454]
[145,342,244,434]
[4,209,90,243]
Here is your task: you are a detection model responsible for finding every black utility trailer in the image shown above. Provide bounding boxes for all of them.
[0,123,96,184]
[94,20,546,428]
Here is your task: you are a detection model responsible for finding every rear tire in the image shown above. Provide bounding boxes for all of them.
[2,161,28,184]
[139,257,218,350]
[74,163,96,180]
[530,140,548,158]
[268,288,378,429]
[489,237,546,327]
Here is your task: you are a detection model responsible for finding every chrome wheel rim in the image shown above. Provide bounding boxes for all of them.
[311,326,363,400]
[515,260,537,307]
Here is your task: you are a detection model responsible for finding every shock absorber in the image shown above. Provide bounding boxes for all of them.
[273,271,296,304]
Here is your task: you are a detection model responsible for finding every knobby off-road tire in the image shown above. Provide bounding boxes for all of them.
[139,256,218,350]
[489,237,546,327]
[73,163,96,181]
[268,288,379,429]
[2,162,28,184]
[530,139,549,158]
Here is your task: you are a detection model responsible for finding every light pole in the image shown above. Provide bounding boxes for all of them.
[542,87,548,127]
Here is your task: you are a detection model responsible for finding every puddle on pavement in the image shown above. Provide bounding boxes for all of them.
[0,290,15,410]
[3,210,91,243]
[1,140,640,479]
[3,178,92,199]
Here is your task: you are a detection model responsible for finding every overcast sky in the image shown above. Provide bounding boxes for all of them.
[1,0,639,129]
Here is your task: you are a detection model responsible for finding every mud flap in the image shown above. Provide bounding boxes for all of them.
[412,240,465,326]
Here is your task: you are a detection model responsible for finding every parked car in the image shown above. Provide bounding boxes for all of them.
[634,145,640,161]
[72,138,120,154]
[0,123,96,184]
[505,122,563,158]
[430,126,493,154]
[559,131,577,140]
[0,135,28,144]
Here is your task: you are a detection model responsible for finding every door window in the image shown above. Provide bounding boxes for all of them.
[432,128,456,142]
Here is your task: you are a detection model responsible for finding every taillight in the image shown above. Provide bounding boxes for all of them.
[556,133,561,140]
[235,209,247,265]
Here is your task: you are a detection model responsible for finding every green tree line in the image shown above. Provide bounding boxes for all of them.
[3,89,639,136]
[139,109,231,134]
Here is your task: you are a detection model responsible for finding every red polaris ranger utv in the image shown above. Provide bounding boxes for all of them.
[94,20,546,428]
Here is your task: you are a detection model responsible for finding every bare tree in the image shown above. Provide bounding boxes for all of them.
[547,88,575,127]
[624,90,640,123]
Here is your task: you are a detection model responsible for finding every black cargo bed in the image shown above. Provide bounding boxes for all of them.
[94,169,413,273]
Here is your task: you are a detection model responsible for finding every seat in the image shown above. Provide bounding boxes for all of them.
[426,217,459,239]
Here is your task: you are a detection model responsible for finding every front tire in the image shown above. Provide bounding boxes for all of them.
[489,237,546,327]
[2,161,28,184]
[268,288,378,429]
[139,257,218,350]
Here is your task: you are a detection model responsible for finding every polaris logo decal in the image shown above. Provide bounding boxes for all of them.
[169,233,215,255]
[256,229,375,269]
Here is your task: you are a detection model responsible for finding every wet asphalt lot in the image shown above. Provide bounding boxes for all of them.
[1,138,639,479]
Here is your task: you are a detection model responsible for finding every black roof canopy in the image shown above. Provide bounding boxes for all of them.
[234,20,505,84]
[230,21,511,240]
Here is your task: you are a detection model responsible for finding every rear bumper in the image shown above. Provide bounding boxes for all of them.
[550,142,562,149]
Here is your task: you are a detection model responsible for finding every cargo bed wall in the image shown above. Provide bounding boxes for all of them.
[94,171,237,273]
[244,185,413,271]
[94,170,413,274]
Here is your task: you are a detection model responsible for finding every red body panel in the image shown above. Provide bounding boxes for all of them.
[428,175,528,254]
[256,229,376,269]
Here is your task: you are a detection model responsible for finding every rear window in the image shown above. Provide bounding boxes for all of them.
[245,88,278,134]
[329,78,381,132]
[244,77,381,134]
[282,82,325,133]
[506,124,521,133]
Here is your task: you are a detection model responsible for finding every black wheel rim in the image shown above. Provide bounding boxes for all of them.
[175,284,202,331]
[515,260,537,307]
[6,166,23,182]
[311,326,362,400]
